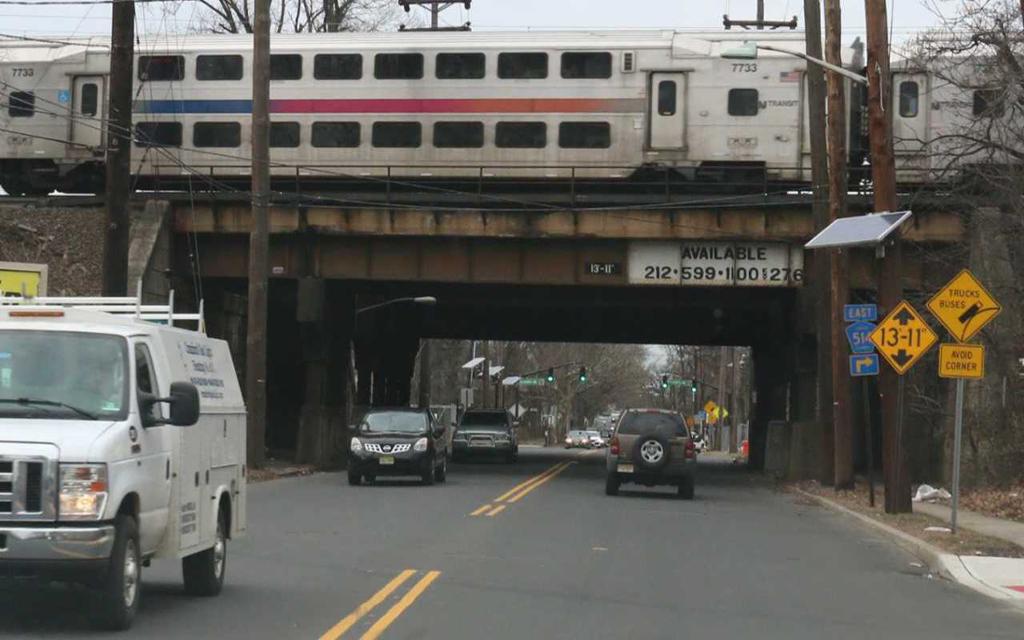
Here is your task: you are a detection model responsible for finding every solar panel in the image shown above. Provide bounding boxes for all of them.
[804,211,913,249]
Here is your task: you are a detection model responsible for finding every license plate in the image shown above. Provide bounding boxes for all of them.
[617,464,634,473]
[379,455,395,465]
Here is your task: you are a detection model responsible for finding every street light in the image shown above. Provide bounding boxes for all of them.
[355,296,437,315]
[720,42,867,85]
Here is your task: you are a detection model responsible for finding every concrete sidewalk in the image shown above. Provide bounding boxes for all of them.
[915,501,1024,548]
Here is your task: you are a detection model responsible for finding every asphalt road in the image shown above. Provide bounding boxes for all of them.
[3,447,1022,639]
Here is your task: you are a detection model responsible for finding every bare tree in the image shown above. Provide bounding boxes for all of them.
[194,0,402,34]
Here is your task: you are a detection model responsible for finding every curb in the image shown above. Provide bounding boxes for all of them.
[795,488,1024,611]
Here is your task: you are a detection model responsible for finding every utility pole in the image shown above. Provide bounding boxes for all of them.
[729,347,740,453]
[865,0,908,513]
[418,340,431,408]
[480,341,490,409]
[824,0,853,489]
[803,0,833,486]
[102,0,134,296]
[717,346,729,450]
[398,0,471,31]
[246,0,270,466]
[756,0,765,28]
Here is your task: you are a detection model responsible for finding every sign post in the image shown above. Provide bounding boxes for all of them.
[844,304,878,506]
[869,300,938,510]
[928,270,1001,534]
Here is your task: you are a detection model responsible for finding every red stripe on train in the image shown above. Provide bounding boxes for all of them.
[269,98,643,114]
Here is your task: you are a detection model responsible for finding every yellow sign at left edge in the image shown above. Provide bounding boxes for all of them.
[0,262,48,297]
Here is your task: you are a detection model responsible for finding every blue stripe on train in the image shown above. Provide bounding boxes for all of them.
[134,100,253,114]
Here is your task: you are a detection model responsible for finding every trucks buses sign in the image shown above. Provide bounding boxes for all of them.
[628,242,804,287]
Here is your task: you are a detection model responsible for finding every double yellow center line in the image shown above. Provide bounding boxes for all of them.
[470,460,575,517]
[319,569,441,640]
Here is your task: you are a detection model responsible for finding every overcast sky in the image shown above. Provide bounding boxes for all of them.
[0,0,954,38]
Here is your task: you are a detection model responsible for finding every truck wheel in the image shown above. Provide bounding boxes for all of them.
[96,514,141,630]
[183,507,228,596]
[678,476,695,500]
[348,471,361,486]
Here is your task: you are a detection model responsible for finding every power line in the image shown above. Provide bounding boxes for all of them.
[0,32,110,46]
[0,0,182,5]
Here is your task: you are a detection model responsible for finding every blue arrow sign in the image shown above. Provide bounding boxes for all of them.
[844,304,878,323]
[845,321,877,354]
[696,410,707,421]
[849,354,880,377]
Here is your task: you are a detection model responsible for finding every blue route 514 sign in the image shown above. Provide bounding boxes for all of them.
[849,354,880,377]
[844,304,878,323]
[845,321,877,354]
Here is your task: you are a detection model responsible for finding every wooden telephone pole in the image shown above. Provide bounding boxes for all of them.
[246,0,271,466]
[398,1,471,31]
[802,0,833,485]
[824,0,853,489]
[865,0,909,513]
[102,0,134,296]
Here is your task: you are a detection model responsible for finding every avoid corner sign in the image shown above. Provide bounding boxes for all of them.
[938,344,985,379]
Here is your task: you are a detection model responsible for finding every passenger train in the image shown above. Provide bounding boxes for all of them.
[0,30,1004,196]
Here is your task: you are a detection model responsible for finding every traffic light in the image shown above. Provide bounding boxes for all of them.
[546,368,555,383]
[578,366,588,383]
[661,374,669,390]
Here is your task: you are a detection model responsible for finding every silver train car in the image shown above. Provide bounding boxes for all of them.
[0,30,1006,195]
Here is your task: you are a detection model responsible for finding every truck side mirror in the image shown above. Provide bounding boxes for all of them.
[165,382,200,427]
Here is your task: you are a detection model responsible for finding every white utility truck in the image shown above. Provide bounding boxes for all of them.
[0,293,246,629]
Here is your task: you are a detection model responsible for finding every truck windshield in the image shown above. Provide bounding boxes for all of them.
[0,330,129,421]
[360,411,427,434]
[459,412,507,430]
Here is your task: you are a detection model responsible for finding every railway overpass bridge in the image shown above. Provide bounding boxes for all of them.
[152,191,963,468]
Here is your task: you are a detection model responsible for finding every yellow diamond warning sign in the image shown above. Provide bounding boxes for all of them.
[869,301,938,375]
[938,344,985,379]
[926,269,1002,343]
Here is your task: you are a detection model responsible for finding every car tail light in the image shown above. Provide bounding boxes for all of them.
[684,441,696,459]
[610,437,620,455]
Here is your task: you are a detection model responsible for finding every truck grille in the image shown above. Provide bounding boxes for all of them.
[0,457,54,521]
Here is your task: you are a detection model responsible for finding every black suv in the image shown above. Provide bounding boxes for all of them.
[452,409,518,463]
[348,407,448,485]
[605,409,696,499]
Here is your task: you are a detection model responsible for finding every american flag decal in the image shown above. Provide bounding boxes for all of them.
[780,71,802,82]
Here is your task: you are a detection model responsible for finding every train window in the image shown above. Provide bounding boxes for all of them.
[375,53,424,80]
[560,52,612,79]
[727,89,759,116]
[8,91,34,118]
[271,55,302,80]
[495,122,546,148]
[436,53,486,79]
[196,55,244,81]
[311,122,361,147]
[314,54,363,80]
[973,89,1004,117]
[434,122,484,148]
[193,122,241,148]
[270,122,300,148]
[372,122,422,148]
[134,122,182,147]
[498,53,548,79]
[657,81,676,116]
[138,55,184,81]
[80,83,98,117]
[559,122,611,149]
[898,81,919,118]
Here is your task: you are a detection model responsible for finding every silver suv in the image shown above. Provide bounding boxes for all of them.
[605,409,696,499]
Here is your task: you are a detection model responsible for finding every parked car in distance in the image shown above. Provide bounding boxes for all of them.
[585,430,606,448]
[564,430,589,449]
[452,409,518,462]
[605,409,696,499]
[349,408,448,486]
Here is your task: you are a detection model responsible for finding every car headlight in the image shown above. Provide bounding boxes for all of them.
[350,437,363,453]
[59,464,108,521]
[453,431,466,441]
[413,437,429,452]
[495,433,510,441]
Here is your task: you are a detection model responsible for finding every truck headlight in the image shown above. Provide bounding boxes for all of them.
[413,437,428,452]
[350,437,363,453]
[59,464,108,521]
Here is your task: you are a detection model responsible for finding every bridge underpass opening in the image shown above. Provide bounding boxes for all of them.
[194,275,854,473]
